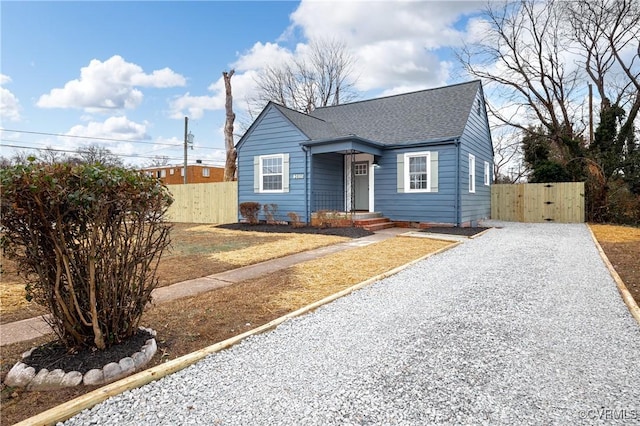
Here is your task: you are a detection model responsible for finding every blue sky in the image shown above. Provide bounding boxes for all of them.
[1,1,484,167]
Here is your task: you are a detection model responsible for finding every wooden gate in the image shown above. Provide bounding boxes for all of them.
[491,182,585,223]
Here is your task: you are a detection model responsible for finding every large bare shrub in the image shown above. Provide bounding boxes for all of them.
[0,162,173,350]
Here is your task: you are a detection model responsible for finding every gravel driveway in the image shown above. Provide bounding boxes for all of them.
[63,222,640,425]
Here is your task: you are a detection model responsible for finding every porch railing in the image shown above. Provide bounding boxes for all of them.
[312,191,344,211]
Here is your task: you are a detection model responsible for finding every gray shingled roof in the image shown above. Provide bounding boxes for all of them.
[278,80,480,145]
[272,104,341,140]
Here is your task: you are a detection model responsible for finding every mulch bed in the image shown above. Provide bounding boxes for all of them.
[420,227,490,237]
[217,223,373,238]
[219,223,492,237]
[23,329,154,374]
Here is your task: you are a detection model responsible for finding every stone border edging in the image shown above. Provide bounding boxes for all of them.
[4,328,157,391]
[13,241,461,426]
[587,224,640,326]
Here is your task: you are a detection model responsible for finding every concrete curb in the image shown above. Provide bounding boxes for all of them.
[587,224,640,326]
[13,242,461,426]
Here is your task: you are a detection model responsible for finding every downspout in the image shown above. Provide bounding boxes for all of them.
[302,145,310,224]
[455,138,461,227]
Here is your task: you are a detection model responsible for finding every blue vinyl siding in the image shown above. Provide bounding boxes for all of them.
[237,83,493,226]
[459,88,493,225]
[237,106,309,223]
[311,153,344,211]
[376,145,457,224]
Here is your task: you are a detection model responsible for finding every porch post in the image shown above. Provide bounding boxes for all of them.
[350,150,355,213]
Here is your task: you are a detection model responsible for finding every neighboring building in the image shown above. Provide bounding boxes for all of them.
[235,80,493,227]
[143,164,224,185]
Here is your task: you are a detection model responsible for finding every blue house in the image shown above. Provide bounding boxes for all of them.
[236,80,493,228]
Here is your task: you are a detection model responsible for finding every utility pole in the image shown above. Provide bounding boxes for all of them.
[589,84,593,145]
[183,116,194,184]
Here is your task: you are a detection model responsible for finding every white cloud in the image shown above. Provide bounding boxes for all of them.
[232,42,294,72]
[290,1,475,48]
[169,69,261,120]
[169,92,223,120]
[355,40,452,92]
[286,0,480,94]
[0,74,22,122]
[172,1,484,121]
[54,116,155,163]
[37,55,186,112]
[66,116,150,141]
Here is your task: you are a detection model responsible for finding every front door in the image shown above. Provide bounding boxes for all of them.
[353,161,369,211]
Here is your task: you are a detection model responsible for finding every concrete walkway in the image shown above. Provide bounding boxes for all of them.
[0,227,416,347]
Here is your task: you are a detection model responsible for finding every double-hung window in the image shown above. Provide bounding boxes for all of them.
[397,151,438,193]
[403,152,431,192]
[484,161,490,186]
[260,154,284,192]
[254,154,289,193]
[469,154,476,193]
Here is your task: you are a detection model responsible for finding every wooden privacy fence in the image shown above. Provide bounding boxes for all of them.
[165,181,238,224]
[491,182,585,223]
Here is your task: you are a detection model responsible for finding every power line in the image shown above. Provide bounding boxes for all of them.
[2,128,178,147]
[1,128,225,152]
[0,141,225,167]
[0,141,185,162]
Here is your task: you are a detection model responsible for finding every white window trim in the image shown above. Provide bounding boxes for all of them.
[259,154,285,193]
[404,151,431,193]
[469,154,476,193]
[202,167,210,177]
[484,161,490,186]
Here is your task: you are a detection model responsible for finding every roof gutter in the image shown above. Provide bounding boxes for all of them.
[383,136,459,150]
[301,145,310,224]
[302,135,459,150]
[455,138,461,227]
[300,135,386,148]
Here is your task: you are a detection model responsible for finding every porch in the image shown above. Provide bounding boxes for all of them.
[303,137,383,217]
[309,211,395,231]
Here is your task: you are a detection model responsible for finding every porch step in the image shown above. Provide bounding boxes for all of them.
[351,212,383,220]
[353,217,395,231]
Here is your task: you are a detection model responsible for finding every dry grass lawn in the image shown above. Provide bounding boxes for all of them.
[589,224,640,307]
[0,223,348,324]
[0,228,453,425]
[2,223,639,425]
[267,236,449,311]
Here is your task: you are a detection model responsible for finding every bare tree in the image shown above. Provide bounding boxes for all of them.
[10,150,33,165]
[223,70,237,181]
[564,0,640,161]
[39,146,68,164]
[492,131,526,183]
[147,155,170,167]
[71,144,123,167]
[458,0,584,163]
[248,39,359,116]
[565,0,639,115]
